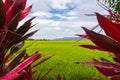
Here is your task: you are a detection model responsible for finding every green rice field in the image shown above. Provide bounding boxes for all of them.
[25,40,112,80]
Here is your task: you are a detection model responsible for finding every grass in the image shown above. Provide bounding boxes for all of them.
[25,40,112,80]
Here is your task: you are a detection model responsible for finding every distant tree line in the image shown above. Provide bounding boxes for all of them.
[28,38,49,41]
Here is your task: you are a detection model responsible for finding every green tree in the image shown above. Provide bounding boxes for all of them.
[103,0,120,14]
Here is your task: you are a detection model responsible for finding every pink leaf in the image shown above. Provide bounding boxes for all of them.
[0,53,41,80]
[22,0,27,10]
[4,0,14,11]
[76,34,89,39]
[5,0,23,25]
[20,5,32,20]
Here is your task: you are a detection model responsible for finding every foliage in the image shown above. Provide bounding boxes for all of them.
[0,0,51,79]
[102,0,120,14]
[25,40,110,80]
[76,4,120,80]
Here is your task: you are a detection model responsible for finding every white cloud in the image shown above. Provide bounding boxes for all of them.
[67,11,78,16]
[26,0,107,39]
[49,0,76,10]
[27,0,50,12]
[32,18,53,25]
[31,12,52,18]
[28,17,98,39]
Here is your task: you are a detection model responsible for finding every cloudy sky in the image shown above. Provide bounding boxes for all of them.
[25,0,108,39]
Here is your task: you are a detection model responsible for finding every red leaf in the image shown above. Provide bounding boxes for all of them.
[75,61,120,71]
[22,0,27,10]
[20,5,32,20]
[3,54,12,63]
[5,0,23,25]
[2,11,21,50]
[16,17,35,35]
[18,30,38,42]
[32,70,37,76]
[5,50,26,73]
[110,75,120,80]
[82,27,120,54]
[76,34,89,39]
[76,60,120,76]
[79,45,103,50]
[0,0,6,27]
[95,66,118,76]
[57,74,61,80]
[40,67,54,80]
[0,53,41,80]
[7,11,21,31]
[4,0,13,11]
[33,56,52,68]
[96,13,120,43]
[113,57,120,64]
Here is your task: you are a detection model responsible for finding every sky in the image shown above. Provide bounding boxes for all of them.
[24,0,108,39]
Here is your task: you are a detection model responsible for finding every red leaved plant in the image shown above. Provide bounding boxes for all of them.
[75,5,120,80]
[0,0,52,80]
[52,74,66,80]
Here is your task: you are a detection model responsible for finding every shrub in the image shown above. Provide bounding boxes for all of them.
[76,1,120,80]
[0,0,52,79]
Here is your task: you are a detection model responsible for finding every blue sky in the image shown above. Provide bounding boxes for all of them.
[25,0,108,39]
